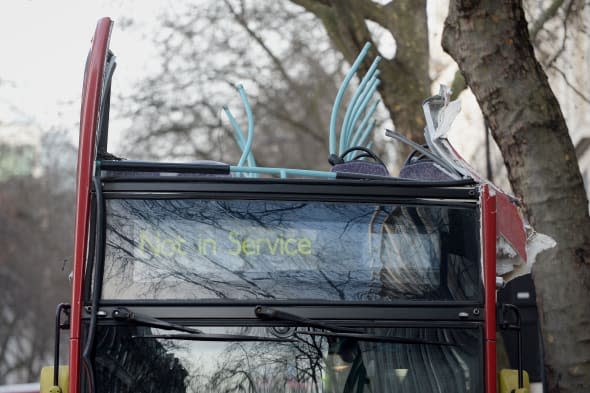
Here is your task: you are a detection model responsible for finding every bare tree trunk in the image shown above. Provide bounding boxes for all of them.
[443,1,590,392]
[290,0,431,164]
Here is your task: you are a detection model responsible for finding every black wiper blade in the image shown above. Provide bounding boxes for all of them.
[254,305,361,333]
[112,307,202,334]
[296,331,455,346]
[133,333,294,342]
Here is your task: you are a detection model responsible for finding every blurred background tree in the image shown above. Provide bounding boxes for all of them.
[0,132,74,384]
[117,1,355,169]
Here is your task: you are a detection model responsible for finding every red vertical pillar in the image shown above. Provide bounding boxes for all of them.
[482,185,497,393]
[69,17,112,393]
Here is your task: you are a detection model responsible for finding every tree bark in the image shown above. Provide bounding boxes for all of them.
[290,0,431,164]
[443,1,590,392]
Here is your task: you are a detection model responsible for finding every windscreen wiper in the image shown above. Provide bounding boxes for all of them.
[254,305,362,333]
[133,333,293,342]
[112,307,202,334]
[296,331,456,346]
[254,306,455,346]
[113,308,293,342]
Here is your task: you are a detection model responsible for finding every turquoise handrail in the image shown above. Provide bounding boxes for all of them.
[236,84,254,168]
[344,77,380,153]
[340,56,382,150]
[230,166,336,178]
[346,99,380,156]
[223,106,257,170]
[329,42,371,156]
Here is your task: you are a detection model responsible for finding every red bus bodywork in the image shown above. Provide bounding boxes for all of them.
[69,17,112,393]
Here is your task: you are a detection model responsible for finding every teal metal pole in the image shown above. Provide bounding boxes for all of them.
[236,84,254,168]
[329,42,371,156]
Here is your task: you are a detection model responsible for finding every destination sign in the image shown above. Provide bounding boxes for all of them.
[136,229,313,258]
[103,199,481,301]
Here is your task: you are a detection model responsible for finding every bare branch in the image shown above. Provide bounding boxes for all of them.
[529,0,567,41]
[290,0,331,15]
[349,0,395,28]
[256,101,325,143]
[545,0,575,68]
[224,0,296,88]
[549,64,590,104]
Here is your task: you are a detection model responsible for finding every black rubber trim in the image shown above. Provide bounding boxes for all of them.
[100,160,230,174]
[82,177,106,393]
[100,178,479,201]
[86,304,484,323]
[99,159,477,185]
[98,299,483,308]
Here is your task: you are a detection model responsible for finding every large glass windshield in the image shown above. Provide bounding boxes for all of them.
[102,199,481,301]
[93,325,483,393]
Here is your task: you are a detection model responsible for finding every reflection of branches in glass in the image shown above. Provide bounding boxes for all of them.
[206,334,326,393]
[93,325,483,393]
[102,199,480,302]
[218,200,308,230]
[94,326,188,393]
[379,207,441,296]
[367,206,441,299]
[104,199,376,300]
[313,252,357,301]
[367,205,480,301]
[294,333,326,393]
[107,201,280,298]
[357,327,481,393]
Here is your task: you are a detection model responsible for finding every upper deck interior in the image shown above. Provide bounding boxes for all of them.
[93,41,488,205]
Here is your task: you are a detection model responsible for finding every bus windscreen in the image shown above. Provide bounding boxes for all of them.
[102,199,481,302]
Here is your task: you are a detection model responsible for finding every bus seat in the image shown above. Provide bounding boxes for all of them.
[331,161,389,176]
[399,161,454,181]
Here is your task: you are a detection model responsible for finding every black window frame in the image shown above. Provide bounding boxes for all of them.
[87,176,483,313]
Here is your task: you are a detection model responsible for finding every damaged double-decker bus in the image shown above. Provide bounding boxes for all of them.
[41,18,552,393]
